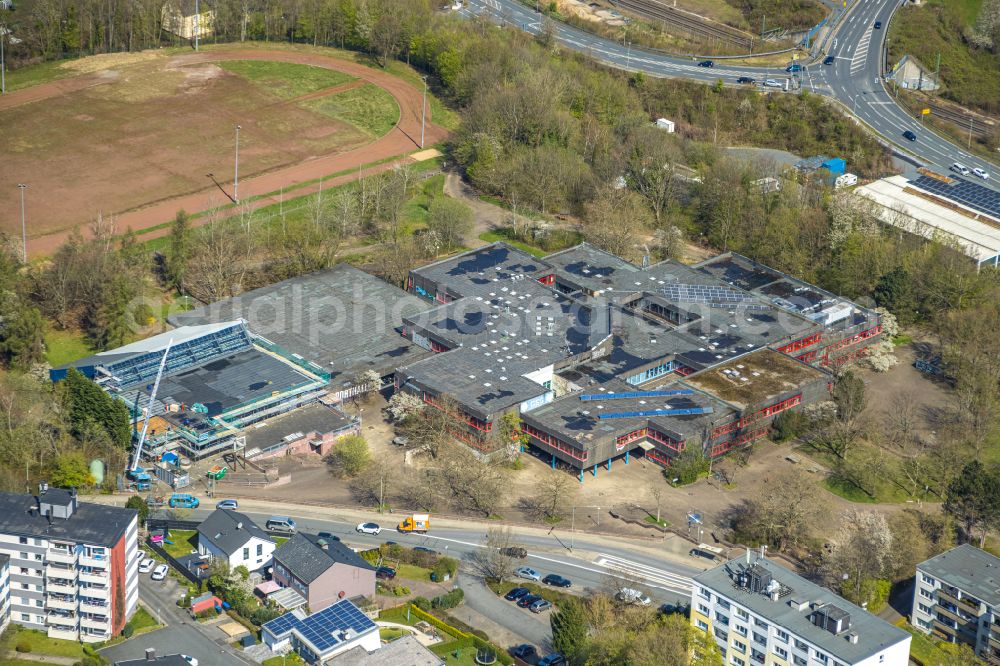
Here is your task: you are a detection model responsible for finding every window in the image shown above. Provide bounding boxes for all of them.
[256,544,263,557]
[718,598,731,610]
[733,624,747,637]
[33,554,40,560]
[716,612,730,626]
[699,604,711,616]
[753,618,769,630]
[731,658,745,666]
[922,574,935,585]
[18,537,26,544]
[700,587,712,600]
[793,657,807,666]
[34,600,42,607]
[242,547,249,560]
[920,588,934,600]
[20,583,27,590]
[732,640,746,654]
[774,646,788,659]
[715,627,729,641]
[753,632,767,645]
[918,603,932,613]
[19,552,27,560]
[776,629,788,642]
[814,651,828,664]
[794,639,808,651]
[735,608,749,620]
[697,620,709,631]
[18,568,26,574]
[20,613,29,621]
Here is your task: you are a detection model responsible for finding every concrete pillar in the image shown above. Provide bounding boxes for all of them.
[551,454,556,470]
[592,466,597,477]
[625,450,630,464]
[606,459,611,471]
[578,470,583,483]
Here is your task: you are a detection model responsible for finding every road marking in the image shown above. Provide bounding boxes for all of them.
[851,26,872,74]
[595,553,694,594]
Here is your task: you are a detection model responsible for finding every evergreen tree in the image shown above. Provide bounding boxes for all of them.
[125,495,150,525]
[945,461,1000,547]
[63,369,132,449]
[166,210,191,291]
[551,599,588,663]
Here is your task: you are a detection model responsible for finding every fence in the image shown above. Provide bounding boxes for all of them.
[145,537,202,586]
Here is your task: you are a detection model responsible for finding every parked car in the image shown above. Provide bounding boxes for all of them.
[823,55,835,65]
[413,546,438,555]
[501,546,527,559]
[316,531,340,541]
[530,599,553,613]
[151,564,169,581]
[697,60,714,67]
[903,130,917,141]
[266,516,297,534]
[510,644,537,660]
[356,522,381,535]
[973,167,990,180]
[138,557,155,573]
[181,657,198,666]
[505,587,531,601]
[659,602,690,615]
[764,79,782,88]
[542,574,572,588]
[375,567,397,580]
[736,76,755,84]
[538,654,566,666]
[616,588,652,606]
[215,499,238,510]
[514,566,540,581]
[874,20,882,28]
[517,594,542,609]
[168,493,199,509]
[785,63,801,73]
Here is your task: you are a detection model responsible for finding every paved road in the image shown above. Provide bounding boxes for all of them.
[100,578,256,666]
[460,0,999,190]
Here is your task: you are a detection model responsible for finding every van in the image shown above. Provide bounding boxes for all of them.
[266,516,297,534]
[951,163,971,176]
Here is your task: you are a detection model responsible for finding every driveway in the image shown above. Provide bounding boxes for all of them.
[457,574,553,652]
[101,577,258,666]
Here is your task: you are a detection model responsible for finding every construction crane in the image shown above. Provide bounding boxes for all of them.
[127,340,173,491]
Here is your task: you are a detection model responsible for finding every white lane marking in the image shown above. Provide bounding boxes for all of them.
[595,553,694,594]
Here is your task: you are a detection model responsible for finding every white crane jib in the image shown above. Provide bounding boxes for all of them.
[129,339,173,473]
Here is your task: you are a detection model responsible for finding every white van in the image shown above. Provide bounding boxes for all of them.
[951,163,971,176]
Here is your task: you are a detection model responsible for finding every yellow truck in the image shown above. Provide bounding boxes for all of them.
[398,513,430,533]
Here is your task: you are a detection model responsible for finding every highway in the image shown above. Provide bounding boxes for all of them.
[460,0,998,190]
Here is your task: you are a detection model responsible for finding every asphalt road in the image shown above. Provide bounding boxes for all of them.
[459,0,999,190]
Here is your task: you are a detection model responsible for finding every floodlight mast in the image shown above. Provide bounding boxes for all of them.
[130,339,173,473]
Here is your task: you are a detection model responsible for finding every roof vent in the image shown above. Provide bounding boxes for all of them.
[847,632,859,644]
[788,598,810,612]
[237,522,243,530]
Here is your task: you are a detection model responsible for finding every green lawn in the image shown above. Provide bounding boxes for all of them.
[263,654,304,666]
[44,328,93,367]
[302,83,400,137]
[2,60,76,93]
[380,627,412,641]
[130,606,160,632]
[478,231,548,258]
[398,174,446,234]
[0,627,87,659]
[218,60,355,100]
[161,529,199,559]
[896,619,959,665]
[395,563,434,582]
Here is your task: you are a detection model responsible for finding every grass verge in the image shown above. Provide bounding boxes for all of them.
[218,60,355,100]
[0,627,87,659]
[161,529,198,559]
[302,83,400,137]
[44,328,94,367]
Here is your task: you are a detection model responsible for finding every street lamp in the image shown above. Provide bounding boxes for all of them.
[570,505,602,550]
[17,183,27,263]
[1,24,6,95]
[233,124,241,203]
[420,76,427,149]
[625,41,632,70]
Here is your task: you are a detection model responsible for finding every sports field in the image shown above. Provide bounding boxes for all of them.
[0,48,415,239]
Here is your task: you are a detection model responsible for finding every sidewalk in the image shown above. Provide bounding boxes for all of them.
[2,652,78,666]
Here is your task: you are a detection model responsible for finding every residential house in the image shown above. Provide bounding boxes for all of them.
[272,533,375,611]
[196,509,274,572]
[331,635,444,665]
[262,599,380,664]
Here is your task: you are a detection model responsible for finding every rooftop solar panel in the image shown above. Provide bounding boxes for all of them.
[659,284,756,305]
[598,407,714,419]
[579,389,694,401]
[263,599,377,653]
[912,175,1000,220]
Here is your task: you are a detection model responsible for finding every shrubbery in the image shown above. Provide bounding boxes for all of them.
[431,588,464,610]
[15,641,31,653]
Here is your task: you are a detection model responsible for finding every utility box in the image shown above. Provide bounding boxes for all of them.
[655,118,675,133]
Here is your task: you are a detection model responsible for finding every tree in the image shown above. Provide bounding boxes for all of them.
[348,454,397,508]
[832,371,866,423]
[325,434,371,478]
[468,526,519,581]
[50,451,95,488]
[62,369,131,449]
[426,197,473,252]
[520,468,576,522]
[165,210,191,291]
[125,495,150,526]
[825,510,895,610]
[551,598,588,663]
[944,461,1000,546]
[582,186,651,260]
[0,293,45,370]
[728,468,828,551]
[873,266,915,324]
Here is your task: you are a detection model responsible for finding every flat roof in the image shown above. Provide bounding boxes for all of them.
[332,635,444,666]
[683,348,827,409]
[151,348,312,417]
[855,175,1000,263]
[918,544,1000,608]
[543,243,642,294]
[697,557,910,663]
[0,492,135,547]
[411,243,551,300]
[169,265,435,385]
[243,403,355,451]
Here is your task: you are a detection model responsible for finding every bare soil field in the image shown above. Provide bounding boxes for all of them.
[1,45,446,251]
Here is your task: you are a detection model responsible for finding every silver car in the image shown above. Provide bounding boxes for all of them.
[514,566,540,581]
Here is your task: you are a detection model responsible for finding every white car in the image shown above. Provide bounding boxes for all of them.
[151,564,169,581]
[764,79,782,88]
[514,566,541,581]
[356,522,381,535]
[616,588,652,606]
[181,657,199,666]
[973,167,990,180]
[138,557,155,574]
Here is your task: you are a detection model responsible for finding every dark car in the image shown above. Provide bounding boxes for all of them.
[413,546,438,555]
[823,55,835,65]
[786,63,801,73]
[505,587,531,601]
[874,20,882,28]
[511,644,537,660]
[697,60,714,68]
[659,602,691,615]
[542,574,572,588]
[903,130,917,142]
[501,546,528,559]
[316,532,340,541]
[736,76,755,84]
[517,594,543,608]
[375,567,396,580]
[538,655,566,666]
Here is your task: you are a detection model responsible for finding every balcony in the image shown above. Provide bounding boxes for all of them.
[79,553,109,568]
[933,619,957,640]
[46,597,77,612]
[80,628,111,643]
[46,612,77,628]
[938,588,984,616]
[79,599,108,614]
[78,570,107,585]
[47,626,79,641]
[46,549,77,565]
[46,580,77,595]
[935,604,964,624]
[80,615,109,630]
[79,586,109,601]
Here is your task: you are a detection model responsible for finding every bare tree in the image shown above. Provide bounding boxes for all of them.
[468,526,519,582]
[520,468,576,522]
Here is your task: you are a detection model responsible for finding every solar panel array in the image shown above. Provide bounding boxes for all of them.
[263,600,377,652]
[659,284,755,304]
[598,406,715,420]
[580,389,694,401]
[912,175,1000,220]
[708,302,772,312]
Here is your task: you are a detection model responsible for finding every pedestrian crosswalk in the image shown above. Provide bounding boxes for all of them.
[594,553,694,595]
[850,26,873,75]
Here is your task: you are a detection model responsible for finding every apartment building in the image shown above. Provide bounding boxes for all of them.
[691,555,911,666]
[0,487,139,642]
[912,544,1000,664]
[0,554,10,634]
